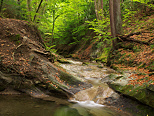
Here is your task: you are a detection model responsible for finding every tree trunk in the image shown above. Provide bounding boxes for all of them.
[0,0,4,13]
[51,10,55,44]
[94,0,99,20]
[113,0,122,35]
[109,0,122,50]
[94,0,103,20]
[100,0,103,19]
[27,0,32,21]
[107,0,122,66]
[33,0,43,22]
[109,0,116,49]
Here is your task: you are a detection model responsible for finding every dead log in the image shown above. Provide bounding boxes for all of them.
[118,32,153,45]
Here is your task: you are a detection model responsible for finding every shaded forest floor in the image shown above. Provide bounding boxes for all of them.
[110,14,154,86]
[0,11,153,90]
[67,13,154,87]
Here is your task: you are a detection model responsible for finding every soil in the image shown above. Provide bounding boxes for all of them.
[0,18,91,98]
[0,18,44,74]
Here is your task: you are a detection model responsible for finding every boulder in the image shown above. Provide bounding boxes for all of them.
[103,73,154,108]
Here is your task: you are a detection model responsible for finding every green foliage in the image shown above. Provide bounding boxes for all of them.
[1,0,24,19]
[1,0,153,62]
[122,8,137,27]
[36,0,95,47]
[121,0,154,34]
[45,44,57,53]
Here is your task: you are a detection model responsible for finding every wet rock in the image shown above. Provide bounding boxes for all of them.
[82,68,92,71]
[57,59,71,64]
[147,84,154,92]
[0,88,21,95]
[105,74,154,108]
[73,85,118,105]
[0,18,91,99]
[97,65,104,68]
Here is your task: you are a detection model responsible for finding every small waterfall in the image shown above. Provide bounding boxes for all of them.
[70,83,118,106]
[60,59,119,107]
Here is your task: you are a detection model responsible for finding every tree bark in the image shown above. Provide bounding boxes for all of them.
[33,0,43,22]
[27,0,32,21]
[113,0,122,35]
[100,0,103,19]
[109,0,122,50]
[108,0,122,66]
[94,0,103,20]
[94,0,99,20]
[0,0,4,13]
[109,0,116,49]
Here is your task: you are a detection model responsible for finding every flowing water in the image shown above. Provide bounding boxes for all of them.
[0,95,128,116]
[0,59,154,116]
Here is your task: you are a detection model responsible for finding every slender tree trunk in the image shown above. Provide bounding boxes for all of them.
[0,0,4,13]
[94,0,103,20]
[100,0,103,19]
[27,0,32,21]
[94,0,99,20]
[33,0,43,22]
[98,0,101,20]
[51,10,55,43]
[51,14,60,44]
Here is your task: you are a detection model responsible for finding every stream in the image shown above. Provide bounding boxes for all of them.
[0,59,154,116]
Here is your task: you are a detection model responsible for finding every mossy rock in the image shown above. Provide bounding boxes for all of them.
[147,84,154,92]
[59,71,83,85]
[57,59,71,64]
[109,82,154,108]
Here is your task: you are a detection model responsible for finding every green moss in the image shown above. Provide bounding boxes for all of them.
[110,81,154,108]
[110,65,118,70]
[95,53,108,63]
[59,71,82,85]
[121,85,134,94]
[57,59,71,64]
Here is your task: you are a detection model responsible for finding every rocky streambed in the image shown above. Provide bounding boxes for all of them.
[58,58,154,116]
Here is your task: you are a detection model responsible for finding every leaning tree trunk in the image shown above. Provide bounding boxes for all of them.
[33,0,43,22]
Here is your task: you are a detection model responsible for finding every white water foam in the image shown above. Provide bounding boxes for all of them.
[69,99,104,107]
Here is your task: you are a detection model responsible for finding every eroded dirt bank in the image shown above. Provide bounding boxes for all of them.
[0,18,91,98]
